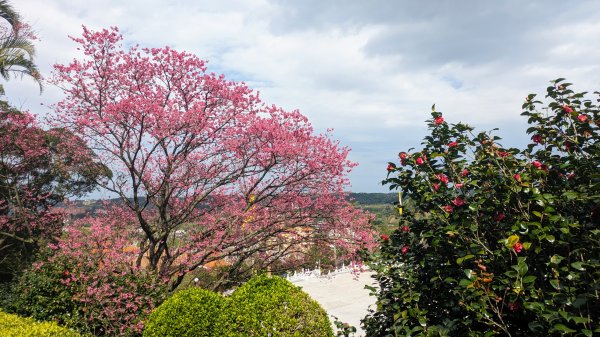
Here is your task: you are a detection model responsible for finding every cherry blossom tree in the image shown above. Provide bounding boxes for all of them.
[52,27,374,289]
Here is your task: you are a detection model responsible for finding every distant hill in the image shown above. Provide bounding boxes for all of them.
[347,193,396,205]
[60,193,396,219]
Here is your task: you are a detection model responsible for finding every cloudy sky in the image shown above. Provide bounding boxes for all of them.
[7,0,600,192]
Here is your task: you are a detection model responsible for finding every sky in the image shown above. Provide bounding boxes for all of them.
[6,0,600,192]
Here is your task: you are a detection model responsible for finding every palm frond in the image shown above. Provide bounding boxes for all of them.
[0,0,19,30]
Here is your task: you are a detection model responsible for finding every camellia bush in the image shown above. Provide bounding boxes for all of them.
[363,79,599,336]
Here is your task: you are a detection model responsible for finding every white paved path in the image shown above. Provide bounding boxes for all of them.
[291,271,377,336]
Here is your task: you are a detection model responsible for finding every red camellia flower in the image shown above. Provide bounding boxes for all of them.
[563,105,573,113]
[401,225,410,232]
[565,142,572,151]
[448,141,458,148]
[497,151,509,158]
[461,169,469,177]
[508,302,520,312]
[454,183,463,189]
[432,183,440,191]
[493,212,506,222]
[513,173,521,181]
[513,242,523,253]
[381,234,390,241]
[387,163,396,172]
[531,135,542,143]
[401,246,409,254]
[399,152,408,160]
[434,116,444,125]
[442,205,454,213]
[532,160,542,169]
[452,197,465,207]
[578,114,588,123]
[567,172,575,180]
[436,173,449,184]
[416,157,424,165]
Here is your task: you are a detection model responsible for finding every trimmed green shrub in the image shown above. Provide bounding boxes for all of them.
[224,274,334,337]
[143,287,226,337]
[0,310,82,337]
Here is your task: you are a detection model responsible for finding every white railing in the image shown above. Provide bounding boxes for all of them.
[286,263,368,283]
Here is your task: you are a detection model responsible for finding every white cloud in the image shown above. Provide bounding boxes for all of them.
[5,0,600,192]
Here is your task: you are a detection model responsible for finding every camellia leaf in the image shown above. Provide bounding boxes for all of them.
[553,324,576,333]
[507,235,519,247]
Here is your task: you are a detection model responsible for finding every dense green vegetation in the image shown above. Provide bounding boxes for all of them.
[144,275,334,337]
[364,80,600,336]
[0,310,82,337]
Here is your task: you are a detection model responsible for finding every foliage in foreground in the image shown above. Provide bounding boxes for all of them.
[0,310,82,337]
[364,79,599,336]
[144,274,334,337]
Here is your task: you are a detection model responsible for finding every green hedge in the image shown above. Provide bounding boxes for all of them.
[0,310,82,337]
[143,287,225,337]
[225,274,334,337]
[144,274,334,337]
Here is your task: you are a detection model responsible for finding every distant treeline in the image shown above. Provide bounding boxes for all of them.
[347,193,396,205]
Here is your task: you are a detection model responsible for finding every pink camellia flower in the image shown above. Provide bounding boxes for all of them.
[448,141,458,148]
[461,169,469,177]
[497,151,509,158]
[399,152,408,160]
[578,114,588,123]
[454,183,463,189]
[493,212,506,222]
[442,205,454,213]
[432,183,440,191]
[401,246,409,254]
[513,242,523,253]
[434,116,444,125]
[401,225,410,232]
[531,135,542,144]
[381,234,390,241]
[452,197,465,207]
[436,173,449,184]
[532,161,542,169]
[563,105,573,113]
[416,157,424,165]
[513,173,521,181]
[567,172,575,180]
[387,163,396,172]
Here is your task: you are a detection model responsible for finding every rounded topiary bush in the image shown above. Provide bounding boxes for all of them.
[0,310,82,337]
[224,274,334,337]
[143,287,225,337]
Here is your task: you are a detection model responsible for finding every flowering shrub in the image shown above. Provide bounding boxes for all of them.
[363,79,599,336]
[0,102,104,282]
[7,209,167,337]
